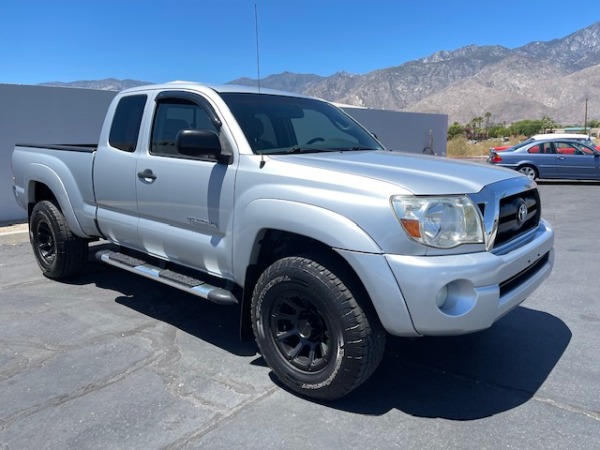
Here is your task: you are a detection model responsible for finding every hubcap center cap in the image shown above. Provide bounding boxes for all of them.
[297,319,314,339]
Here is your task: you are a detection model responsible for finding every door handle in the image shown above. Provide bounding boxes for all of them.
[558,156,566,160]
[137,169,157,181]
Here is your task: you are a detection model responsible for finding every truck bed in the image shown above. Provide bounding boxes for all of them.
[11,143,100,238]
[16,143,97,152]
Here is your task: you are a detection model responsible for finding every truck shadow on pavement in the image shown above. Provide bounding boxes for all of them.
[69,258,258,357]
[330,306,572,420]
[70,257,571,420]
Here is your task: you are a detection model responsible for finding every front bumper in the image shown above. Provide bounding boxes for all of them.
[385,219,554,336]
[338,219,554,337]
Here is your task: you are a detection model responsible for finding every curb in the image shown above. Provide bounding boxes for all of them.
[0,224,29,246]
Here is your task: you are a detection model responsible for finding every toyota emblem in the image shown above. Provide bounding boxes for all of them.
[517,202,528,225]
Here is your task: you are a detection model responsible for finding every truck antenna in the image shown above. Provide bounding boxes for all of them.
[254,3,261,94]
[255,3,266,168]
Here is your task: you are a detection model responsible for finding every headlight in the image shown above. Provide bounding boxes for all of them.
[391,195,484,248]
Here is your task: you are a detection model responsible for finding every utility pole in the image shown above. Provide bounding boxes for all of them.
[584,97,588,135]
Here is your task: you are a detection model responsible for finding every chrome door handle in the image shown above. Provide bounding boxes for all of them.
[137,169,157,181]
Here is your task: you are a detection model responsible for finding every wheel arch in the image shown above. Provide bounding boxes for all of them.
[233,199,381,281]
[27,181,57,217]
[235,200,384,340]
[239,227,381,341]
[24,166,86,237]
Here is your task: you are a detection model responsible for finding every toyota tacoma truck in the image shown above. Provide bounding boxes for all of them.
[11,82,555,400]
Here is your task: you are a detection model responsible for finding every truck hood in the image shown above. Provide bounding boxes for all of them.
[271,150,520,195]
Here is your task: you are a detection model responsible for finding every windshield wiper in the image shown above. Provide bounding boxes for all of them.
[285,146,335,154]
[274,146,377,155]
[350,146,378,151]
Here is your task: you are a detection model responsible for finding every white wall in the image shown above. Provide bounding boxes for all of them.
[0,85,448,223]
[342,107,448,156]
[0,84,116,222]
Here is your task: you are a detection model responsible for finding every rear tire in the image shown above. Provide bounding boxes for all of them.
[251,256,385,400]
[30,200,88,279]
[518,165,538,180]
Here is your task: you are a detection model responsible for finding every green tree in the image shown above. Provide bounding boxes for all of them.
[587,119,600,128]
[540,115,557,133]
[447,122,465,140]
[510,119,544,137]
[487,125,510,139]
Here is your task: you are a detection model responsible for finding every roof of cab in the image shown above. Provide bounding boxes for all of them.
[119,80,309,99]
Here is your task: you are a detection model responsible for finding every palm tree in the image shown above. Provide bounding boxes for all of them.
[484,112,492,137]
[471,117,484,140]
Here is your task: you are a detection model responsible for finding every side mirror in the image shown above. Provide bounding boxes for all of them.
[176,130,231,163]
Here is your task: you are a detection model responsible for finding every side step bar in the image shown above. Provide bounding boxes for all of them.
[96,250,238,306]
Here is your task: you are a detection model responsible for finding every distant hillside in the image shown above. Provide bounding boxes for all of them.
[39,21,600,125]
[232,21,600,125]
[229,72,325,93]
[38,78,151,91]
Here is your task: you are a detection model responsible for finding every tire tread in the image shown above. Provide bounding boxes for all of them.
[30,200,88,279]
[251,255,385,400]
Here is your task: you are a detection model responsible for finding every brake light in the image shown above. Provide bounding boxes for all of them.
[490,152,502,163]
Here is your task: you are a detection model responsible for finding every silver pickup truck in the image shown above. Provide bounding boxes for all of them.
[11,82,554,400]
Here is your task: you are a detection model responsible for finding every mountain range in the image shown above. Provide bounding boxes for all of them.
[40,21,600,126]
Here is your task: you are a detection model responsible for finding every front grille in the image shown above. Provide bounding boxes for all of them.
[494,189,541,249]
[499,252,549,296]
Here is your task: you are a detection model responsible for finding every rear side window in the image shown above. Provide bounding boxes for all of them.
[109,95,147,152]
[527,142,553,154]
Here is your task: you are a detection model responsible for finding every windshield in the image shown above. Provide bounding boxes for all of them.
[220,93,384,154]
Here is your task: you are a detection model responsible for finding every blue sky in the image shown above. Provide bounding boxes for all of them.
[1,0,599,85]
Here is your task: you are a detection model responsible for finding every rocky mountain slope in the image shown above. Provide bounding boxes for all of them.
[40,21,600,125]
[231,21,600,125]
[38,78,152,91]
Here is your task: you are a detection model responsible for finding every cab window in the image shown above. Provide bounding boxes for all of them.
[150,99,217,157]
[109,95,147,152]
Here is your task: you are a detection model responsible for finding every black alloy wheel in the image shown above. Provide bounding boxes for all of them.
[29,200,88,279]
[251,255,385,400]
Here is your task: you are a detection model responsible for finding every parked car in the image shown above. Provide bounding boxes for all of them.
[490,133,598,152]
[488,139,600,180]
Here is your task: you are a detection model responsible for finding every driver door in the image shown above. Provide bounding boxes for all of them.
[135,91,236,278]
[555,141,600,179]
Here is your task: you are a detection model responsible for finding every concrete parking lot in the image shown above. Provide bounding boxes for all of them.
[0,182,598,449]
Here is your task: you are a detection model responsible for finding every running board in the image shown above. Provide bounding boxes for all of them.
[95,250,237,305]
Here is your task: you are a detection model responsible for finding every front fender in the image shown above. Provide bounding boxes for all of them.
[233,199,382,283]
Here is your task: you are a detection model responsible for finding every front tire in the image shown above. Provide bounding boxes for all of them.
[251,256,385,400]
[29,200,88,279]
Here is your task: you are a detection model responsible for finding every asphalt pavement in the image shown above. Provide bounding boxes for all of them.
[0,182,598,449]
